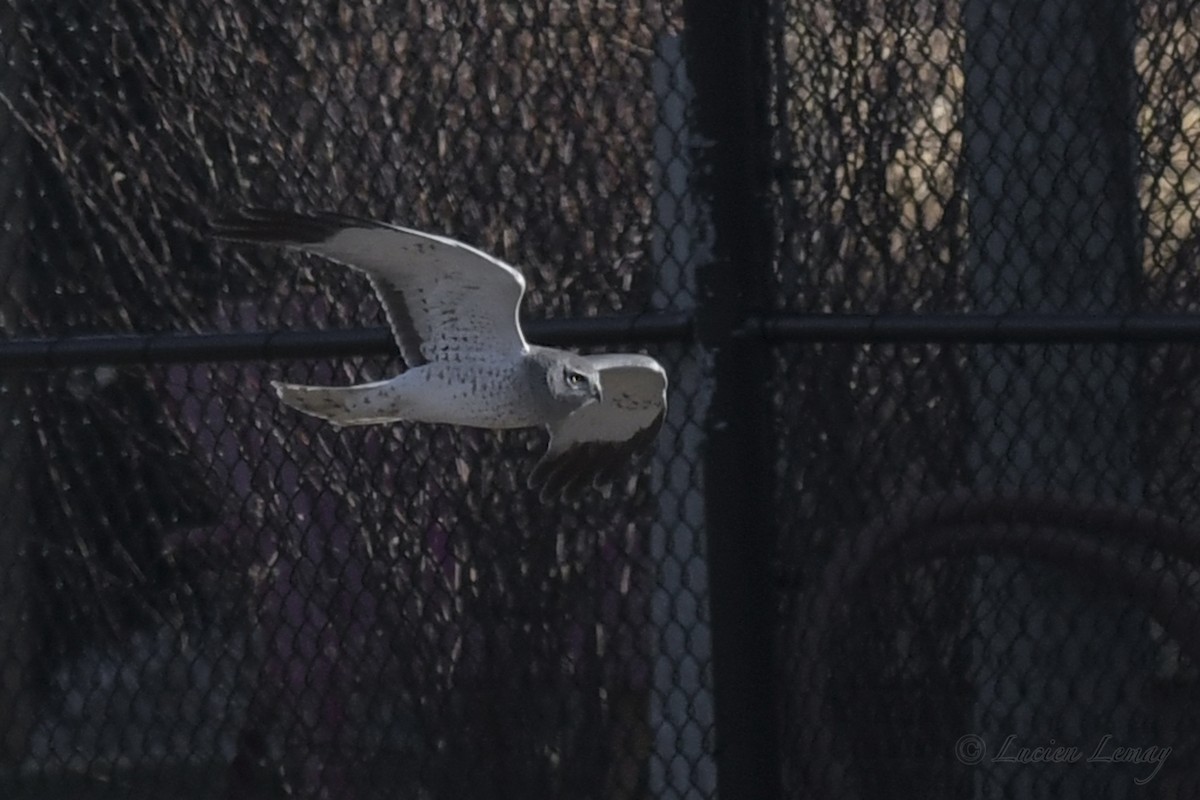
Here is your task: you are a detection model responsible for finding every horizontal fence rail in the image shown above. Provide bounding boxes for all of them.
[0,313,694,369]
[7,312,1200,370]
[753,312,1200,343]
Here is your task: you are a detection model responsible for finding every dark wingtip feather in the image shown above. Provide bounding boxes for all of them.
[591,446,632,489]
[209,207,386,246]
[589,411,665,490]
[528,455,554,491]
[531,411,667,500]
[532,443,611,501]
[559,460,596,500]
[534,448,589,502]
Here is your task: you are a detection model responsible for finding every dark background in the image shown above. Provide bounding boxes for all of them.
[1,0,1199,798]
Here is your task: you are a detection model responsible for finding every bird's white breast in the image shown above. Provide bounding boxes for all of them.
[388,357,544,430]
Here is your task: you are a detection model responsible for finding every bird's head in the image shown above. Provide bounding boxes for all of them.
[537,350,603,413]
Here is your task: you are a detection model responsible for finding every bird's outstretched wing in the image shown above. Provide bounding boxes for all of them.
[530,354,667,498]
[211,208,527,366]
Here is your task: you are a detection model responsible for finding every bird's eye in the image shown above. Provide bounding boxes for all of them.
[566,371,585,386]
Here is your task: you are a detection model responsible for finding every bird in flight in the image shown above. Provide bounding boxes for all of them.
[211,208,667,497]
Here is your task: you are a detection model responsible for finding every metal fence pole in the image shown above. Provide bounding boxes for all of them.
[0,7,33,767]
[682,2,781,797]
[649,33,716,799]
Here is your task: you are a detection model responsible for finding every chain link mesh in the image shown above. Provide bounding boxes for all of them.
[0,1,703,798]
[3,0,1200,798]
[773,0,1200,797]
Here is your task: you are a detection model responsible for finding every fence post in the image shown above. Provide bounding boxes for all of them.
[682,2,781,798]
[649,33,717,799]
[0,6,34,768]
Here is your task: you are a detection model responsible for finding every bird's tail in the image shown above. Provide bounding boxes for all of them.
[271,380,403,427]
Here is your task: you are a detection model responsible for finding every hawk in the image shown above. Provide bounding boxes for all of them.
[211,209,667,497]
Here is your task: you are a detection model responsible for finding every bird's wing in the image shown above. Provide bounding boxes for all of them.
[211,208,527,366]
[529,354,667,498]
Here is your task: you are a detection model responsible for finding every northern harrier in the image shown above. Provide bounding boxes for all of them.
[211,209,667,497]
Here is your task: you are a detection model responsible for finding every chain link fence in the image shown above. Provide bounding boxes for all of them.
[772,0,1200,797]
[1,2,701,798]
[1,0,1199,799]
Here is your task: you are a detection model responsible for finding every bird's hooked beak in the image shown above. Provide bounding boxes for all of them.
[591,383,603,404]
